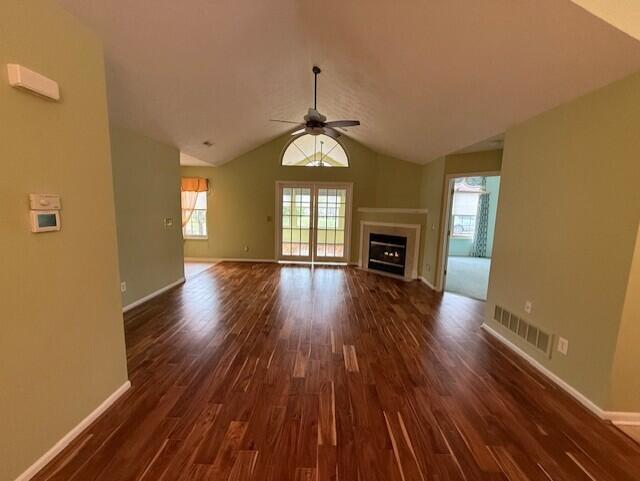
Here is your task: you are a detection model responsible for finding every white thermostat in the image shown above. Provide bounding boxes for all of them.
[30,210,61,232]
[29,193,62,233]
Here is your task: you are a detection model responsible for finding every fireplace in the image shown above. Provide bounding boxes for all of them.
[368,233,407,277]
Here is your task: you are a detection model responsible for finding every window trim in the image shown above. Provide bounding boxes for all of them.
[451,233,474,239]
[280,133,350,168]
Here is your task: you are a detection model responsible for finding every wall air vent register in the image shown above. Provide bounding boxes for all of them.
[493,305,553,357]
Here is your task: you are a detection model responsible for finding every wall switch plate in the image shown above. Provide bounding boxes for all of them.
[557,337,569,355]
[121,282,127,293]
[266,216,272,222]
[524,301,532,314]
[163,217,174,228]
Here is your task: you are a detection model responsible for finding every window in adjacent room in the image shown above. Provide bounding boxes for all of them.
[181,177,209,239]
[451,178,482,238]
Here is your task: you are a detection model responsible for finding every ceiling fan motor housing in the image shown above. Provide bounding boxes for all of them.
[304,108,327,135]
[304,108,326,123]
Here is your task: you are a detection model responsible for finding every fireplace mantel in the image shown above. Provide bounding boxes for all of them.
[358,221,421,281]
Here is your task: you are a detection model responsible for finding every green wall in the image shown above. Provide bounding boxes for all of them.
[182,134,426,266]
[182,138,502,289]
[418,157,446,285]
[110,126,184,307]
[448,237,473,256]
[486,71,640,410]
[444,151,503,176]
[0,1,129,479]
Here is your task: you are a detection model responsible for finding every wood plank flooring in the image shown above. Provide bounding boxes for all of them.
[33,263,640,481]
[620,426,640,445]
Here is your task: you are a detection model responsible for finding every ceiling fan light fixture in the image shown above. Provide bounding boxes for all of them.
[270,66,361,140]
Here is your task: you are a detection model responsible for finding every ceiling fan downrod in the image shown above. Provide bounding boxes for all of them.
[313,66,321,111]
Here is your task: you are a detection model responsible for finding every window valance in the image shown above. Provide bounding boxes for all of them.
[181,177,208,192]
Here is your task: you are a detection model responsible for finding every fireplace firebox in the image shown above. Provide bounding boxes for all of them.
[368,233,407,277]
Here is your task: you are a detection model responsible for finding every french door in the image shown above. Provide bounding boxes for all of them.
[276,182,353,263]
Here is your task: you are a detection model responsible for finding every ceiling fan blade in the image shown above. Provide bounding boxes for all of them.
[322,127,341,139]
[324,120,360,128]
[270,119,302,124]
[291,128,306,136]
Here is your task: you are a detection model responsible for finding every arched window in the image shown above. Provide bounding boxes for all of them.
[281,134,349,167]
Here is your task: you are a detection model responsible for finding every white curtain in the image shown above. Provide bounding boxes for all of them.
[181,191,200,227]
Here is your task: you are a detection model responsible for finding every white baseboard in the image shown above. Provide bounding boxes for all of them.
[122,277,185,313]
[15,380,131,481]
[481,322,640,425]
[607,412,640,426]
[185,257,276,264]
[186,258,362,268]
[419,276,438,291]
[220,258,276,263]
[481,322,605,417]
[184,257,218,263]
[186,257,361,266]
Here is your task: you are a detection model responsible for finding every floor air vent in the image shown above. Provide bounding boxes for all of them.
[493,305,552,357]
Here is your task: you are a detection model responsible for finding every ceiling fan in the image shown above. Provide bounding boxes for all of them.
[270,66,360,139]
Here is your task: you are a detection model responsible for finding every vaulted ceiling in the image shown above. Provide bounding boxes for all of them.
[571,1,640,41]
[57,0,640,165]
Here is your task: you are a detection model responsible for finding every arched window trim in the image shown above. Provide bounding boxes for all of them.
[280,133,350,168]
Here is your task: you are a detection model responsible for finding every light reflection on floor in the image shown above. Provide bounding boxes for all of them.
[184,261,216,280]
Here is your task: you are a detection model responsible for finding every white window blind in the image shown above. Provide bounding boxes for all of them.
[452,192,480,216]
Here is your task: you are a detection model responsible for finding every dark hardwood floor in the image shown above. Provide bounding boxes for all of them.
[33,263,640,481]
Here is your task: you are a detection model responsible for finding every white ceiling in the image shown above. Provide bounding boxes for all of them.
[56,0,640,165]
[180,152,212,167]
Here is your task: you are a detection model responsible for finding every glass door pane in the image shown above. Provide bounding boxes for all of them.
[315,187,348,260]
[280,186,312,259]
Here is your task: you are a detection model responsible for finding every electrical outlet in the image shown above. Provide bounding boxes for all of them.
[557,337,569,355]
[524,300,532,314]
[243,245,249,252]
[120,281,127,293]
[163,217,174,228]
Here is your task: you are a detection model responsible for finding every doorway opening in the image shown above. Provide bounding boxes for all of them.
[443,175,500,300]
[275,182,353,264]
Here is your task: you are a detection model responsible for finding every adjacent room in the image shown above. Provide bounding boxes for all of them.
[444,175,501,300]
[2,1,640,480]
